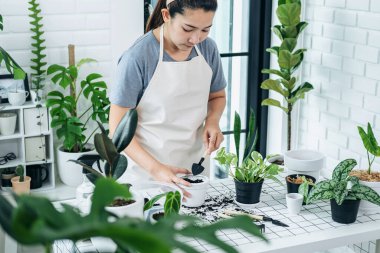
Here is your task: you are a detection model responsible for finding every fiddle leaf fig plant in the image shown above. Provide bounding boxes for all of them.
[46,57,110,153]
[70,109,138,184]
[215,110,283,184]
[307,159,380,205]
[261,0,313,150]
[0,177,266,253]
[0,14,26,80]
[357,123,380,174]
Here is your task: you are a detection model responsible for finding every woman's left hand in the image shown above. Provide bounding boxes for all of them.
[203,121,224,154]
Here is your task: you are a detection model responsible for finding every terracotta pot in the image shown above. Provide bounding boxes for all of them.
[11,176,31,194]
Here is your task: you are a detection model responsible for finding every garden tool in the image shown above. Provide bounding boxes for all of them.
[191,150,208,176]
[223,210,289,227]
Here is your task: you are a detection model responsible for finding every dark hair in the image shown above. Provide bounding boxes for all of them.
[146,0,217,32]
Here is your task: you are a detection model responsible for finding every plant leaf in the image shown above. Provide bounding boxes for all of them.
[144,193,167,211]
[112,109,138,153]
[233,111,241,166]
[350,184,380,205]
[261,98,288,112]
[261,79,289,97]
[307,180,334,204]
[164,191,181,216]
[276,2,301,26]
[332,159,357,182]
[112,154,128,180]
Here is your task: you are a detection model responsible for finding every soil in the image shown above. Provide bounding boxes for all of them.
[153,212,165,221]
[183,178,203,183]
[286,175,314,185]
[271,158,284,166]
[109,198,136,207]
[350,170,380,182]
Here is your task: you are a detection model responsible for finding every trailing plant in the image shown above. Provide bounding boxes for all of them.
[215,110,283,183]
[0,14,26,79]
[144,191,182,217]
[70,109,138,184]
[28,0,47,101]
[0,177,266,253]
[46,56,110,153]
[15,165,24,182]
[357,123,380,175]
[307,159,380,205]
[260,0,313,151]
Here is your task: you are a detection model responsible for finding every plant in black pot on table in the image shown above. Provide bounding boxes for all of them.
[286,174,315,204]
[307,159,380,224]
[215,110,283,204]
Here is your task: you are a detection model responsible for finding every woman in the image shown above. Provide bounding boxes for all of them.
[109,0,226,189]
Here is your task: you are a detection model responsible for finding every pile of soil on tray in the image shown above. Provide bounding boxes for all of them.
[153,212,165,221]
[183,177,203,183]
[350,170,380,182]
[109,198,136,207]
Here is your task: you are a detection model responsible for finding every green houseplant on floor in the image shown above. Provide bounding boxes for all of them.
[260,0,313,151]
[215,110,283,204]
[307,159,380,224]
[46,45,110,186]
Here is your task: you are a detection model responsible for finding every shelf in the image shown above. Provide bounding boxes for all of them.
[26,159,52,166]
[0,101,45,110]
[0,133,22,140]
[0,158,23,169]
[24,132,50,138]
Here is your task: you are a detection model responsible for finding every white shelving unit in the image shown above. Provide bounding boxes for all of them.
[0,101,55,193]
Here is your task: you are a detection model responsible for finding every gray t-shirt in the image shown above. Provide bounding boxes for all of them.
[110,31,227,108]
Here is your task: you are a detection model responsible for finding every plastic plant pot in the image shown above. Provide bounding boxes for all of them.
[234,179,264,204]
[180,174,209,207]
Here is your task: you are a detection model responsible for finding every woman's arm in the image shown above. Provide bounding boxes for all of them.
[109,104,191,187]
[203,89,226,154]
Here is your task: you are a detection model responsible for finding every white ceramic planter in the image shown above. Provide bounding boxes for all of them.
[0,112,17,135]
[284,149,325,180]
[181,175,209,207]
[57,144,96,187]
[358,180,380,214]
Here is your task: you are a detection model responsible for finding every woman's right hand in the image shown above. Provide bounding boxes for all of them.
[150,163,192,197]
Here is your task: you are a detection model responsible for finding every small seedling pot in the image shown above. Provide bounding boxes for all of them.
[146,206,165,224]
[330,199,360,224]
[181,175,209,207]
[286,174,316,205]
[105,190,144,219]
[11,176,31,194]
[234,179,263,204]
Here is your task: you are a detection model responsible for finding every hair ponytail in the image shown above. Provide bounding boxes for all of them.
[145,0,218,33]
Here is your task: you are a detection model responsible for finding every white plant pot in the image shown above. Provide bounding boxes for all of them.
[358,180,380,214]
[57,144,96,187]
[181,175,209,207]
[8,91,29,106]
[284,149,325,180]
[0,112,17,135]
[146,206,165,224]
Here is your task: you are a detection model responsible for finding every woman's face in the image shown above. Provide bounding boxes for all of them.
[164,8,215,51]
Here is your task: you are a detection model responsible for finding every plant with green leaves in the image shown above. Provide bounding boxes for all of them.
[296,175,314,203]
[0,177,266,253]
[70,109,137,184]
[28,0,47,100]
[260,0,313,151]
[357,123,380,175]
[15,165,25,182]
[215,110,283,183]
[46,58,110,153]
[144,191,182,217]
[0,14,26,80]
[307,159,380,205]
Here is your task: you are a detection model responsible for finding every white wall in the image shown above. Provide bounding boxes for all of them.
[298,0,380,175]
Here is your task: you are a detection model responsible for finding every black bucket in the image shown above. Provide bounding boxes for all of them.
[330,199,360,224]
[234,180,263,204]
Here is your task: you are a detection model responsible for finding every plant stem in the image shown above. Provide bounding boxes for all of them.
[368,151,375,174]
[83,127,99,147]
[287,103,293,151]
[78,106,92,119]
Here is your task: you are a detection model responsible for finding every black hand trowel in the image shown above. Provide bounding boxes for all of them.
[191,150,208,176]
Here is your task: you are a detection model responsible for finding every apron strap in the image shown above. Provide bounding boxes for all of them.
[159,24,165,62]
[194,44,201,56]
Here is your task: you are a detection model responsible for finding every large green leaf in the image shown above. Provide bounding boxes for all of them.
[261,68,288,79]
[261,98,288,112]
[0,47,26,80]
[332,159,357,182]
[164,191,181,216]
[261,79,289,97]
[112,109,138,153]
[278,50,301,70]
[47,64,77,89]
[350,184,380,206]
[288,82,313,104]
[144,193,167,211]
[280,38,297,52]
[358,123,380,156]
[112,154,128,180]
[276,2,301,26]
[334,181,349,205]
[94,132,119,167]
[307,180,334,204]
[243,109,258,162]
[233,111,241,165]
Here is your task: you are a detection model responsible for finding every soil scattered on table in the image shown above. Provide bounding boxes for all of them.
[183,178,203,183]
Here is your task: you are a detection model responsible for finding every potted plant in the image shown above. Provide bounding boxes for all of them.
[180,174,209,207]
[215,110,283,204]
[11,165,31,194]
[307,159,380,224]
[286,174,315,204]
[0,167,15,188]
[144,191,181,223]
[260,0,313,151]
[46,45,110,187]
[350,123,380,214]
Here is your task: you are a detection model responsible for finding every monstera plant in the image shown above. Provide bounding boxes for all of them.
[0,14,25,79]
[261,0,313,150]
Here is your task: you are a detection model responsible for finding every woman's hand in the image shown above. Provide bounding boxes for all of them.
[150,163,192,197]
[203,120,224,154]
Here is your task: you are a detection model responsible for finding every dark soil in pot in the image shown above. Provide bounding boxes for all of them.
[108,198,136,207]
[234,180,263,204]
[153,212,165,221]
[330,199,360,224]
[183,178,203,183]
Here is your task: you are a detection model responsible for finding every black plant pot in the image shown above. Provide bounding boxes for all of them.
[330,199,360,224]
[1,172,16,188]
[286,174,316,205]
[234,180,263,204]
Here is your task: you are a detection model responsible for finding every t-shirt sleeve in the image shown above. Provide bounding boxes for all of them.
[109,52,143,108]
[208,39,227,93]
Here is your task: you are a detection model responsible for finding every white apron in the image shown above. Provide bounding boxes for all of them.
[120,24,213,183]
